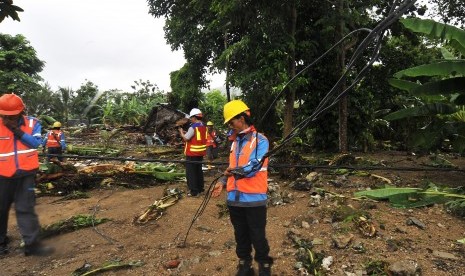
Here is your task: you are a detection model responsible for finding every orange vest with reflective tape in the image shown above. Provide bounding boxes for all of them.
[226,132,268,194]
[0,116,39,177]
[206,130,217,148]
[184,123,207,156]
[46,130,63,148]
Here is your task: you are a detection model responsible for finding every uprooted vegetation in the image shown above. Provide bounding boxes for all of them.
[3,132,465,275]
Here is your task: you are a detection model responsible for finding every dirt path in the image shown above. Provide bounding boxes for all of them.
[1,152,465,275]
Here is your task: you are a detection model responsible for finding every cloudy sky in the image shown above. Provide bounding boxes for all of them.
[1,0,224,92]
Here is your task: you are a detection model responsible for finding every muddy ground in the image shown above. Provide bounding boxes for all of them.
[1,147,465,276]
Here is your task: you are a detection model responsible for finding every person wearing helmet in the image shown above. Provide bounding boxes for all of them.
[205,121,219,169]
[42,121,67,162]
[212,100,273,275]
[178,108,207,197]
[0,93,54,257]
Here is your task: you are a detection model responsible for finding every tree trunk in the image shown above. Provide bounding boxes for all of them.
[337,0,348,153]
[224,31,231,102]
[283,1,297,137]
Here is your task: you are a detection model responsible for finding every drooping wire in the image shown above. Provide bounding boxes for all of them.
[180,0,418,246]
[262,0,416,160]
[244,0,417,173]
[179,174,223,247]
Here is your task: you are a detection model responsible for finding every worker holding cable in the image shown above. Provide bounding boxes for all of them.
[212,100,273,276]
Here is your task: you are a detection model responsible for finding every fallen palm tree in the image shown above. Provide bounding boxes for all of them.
[133,188,183,225]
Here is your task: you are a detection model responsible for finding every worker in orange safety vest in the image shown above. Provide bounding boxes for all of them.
[42,121,67,162]
[212,100,273,276]
[205,121,219,169]
[0,93,54,257]
[178,108,207,197]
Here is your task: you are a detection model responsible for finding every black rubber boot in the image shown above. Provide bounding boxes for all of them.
[258,263,271,276]
[24,243,54,257]
[236,259,255,276]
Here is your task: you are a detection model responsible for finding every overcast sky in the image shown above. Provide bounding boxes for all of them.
[0,0,224,92]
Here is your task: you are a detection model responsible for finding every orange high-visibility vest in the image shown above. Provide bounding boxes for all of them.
[184,123,207,156]
[46,130,63,148]
[227,132,268,194]
[206,130,217,148]
[0,116,39,177]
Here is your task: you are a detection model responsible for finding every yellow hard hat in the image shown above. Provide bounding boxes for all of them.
[52,121,62,128]
[223,100,249,124]
[207,121,214,126]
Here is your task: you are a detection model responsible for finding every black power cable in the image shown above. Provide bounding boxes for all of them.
[257,0,418,165]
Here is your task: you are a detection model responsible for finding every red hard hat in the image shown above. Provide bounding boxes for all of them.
[0,93,25,115]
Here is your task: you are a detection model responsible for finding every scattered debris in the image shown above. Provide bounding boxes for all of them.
[329,153,355,166]
[51,191,90,203]
[41,214,110,239]
[67,144,122,156]
[133,188,183,225]
[72,259,144,276]
[164,259,181,269]
[387,260,421,276]
[353,216,376,237]
[432,250,459,260]
[406,217,426,230]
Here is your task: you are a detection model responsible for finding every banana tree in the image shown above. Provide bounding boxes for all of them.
[386,18,465,152]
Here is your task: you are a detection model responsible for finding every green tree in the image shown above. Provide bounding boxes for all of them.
[200,89,227,127]
[131,79,166,103]
[70,81,103,126]
[168,63,205,112]
[0,0,23,23]
[0,34,44,96]
[24,82,54,116]
[385,18,465,152]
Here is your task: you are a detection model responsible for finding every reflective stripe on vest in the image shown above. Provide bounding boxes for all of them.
[46,130,63,148]
[184,124,207,156]
[0,116,39,177]
[206,130,216,147]
[226,132,268,194]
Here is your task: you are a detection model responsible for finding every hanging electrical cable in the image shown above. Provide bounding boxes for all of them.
[179,0,419,246]
[260,0,417,163]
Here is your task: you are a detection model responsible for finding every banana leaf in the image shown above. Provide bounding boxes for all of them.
[384,103,457,121]
[400,18,465,55]
[354,187,420,199]
[152,171,185,181]
[355,186,465,209]
[388,193,447,208]
[393,61,465,78]
[453,94,465,105]
[441,48,456,60]
[388,78,421,92]
[135,162,175,172]
[410,77,465,96]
